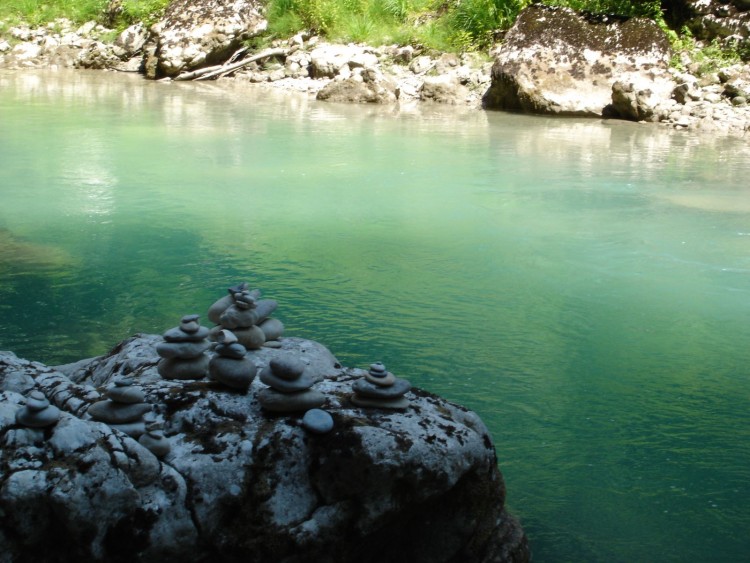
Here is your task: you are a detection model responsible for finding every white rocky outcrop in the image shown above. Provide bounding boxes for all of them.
[143,0,267,78]
[0,333,529,562]
[484,5,676,116]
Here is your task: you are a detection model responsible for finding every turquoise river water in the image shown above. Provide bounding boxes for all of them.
[1,70,749,562]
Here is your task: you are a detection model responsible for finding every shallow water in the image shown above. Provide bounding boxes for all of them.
[1,70,749,561]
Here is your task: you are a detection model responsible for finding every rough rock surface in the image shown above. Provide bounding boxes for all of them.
[668,0,750,52]
[0,335,529,562]
[142,0,267,79]
[484,4,676,116]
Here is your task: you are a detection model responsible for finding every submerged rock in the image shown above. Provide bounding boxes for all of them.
[0,336,529,562]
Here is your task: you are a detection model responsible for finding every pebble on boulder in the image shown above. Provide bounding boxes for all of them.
[208,329,257,391]
[258,356,325,412]
[157,314,211,380]
[15,390,60,428]
[87,376,151,436]
[351,362,411,410]
[301,408,334,434]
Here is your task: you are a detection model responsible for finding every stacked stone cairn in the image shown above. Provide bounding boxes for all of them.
[139,421,171,458]
[88,376,151,436]
[207,282,285,350]
[258,356,325,412]
[351,362,411,410]
[156,314,211,380]
[15,390,60,428]
[208,329,257,391]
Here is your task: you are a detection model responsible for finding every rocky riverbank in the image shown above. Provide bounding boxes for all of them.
[1,3,750,135]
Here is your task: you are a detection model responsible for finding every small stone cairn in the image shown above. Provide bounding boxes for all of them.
[208,329,257,391]
[207,282,285,349]
[139,421,171,458]
[156,314,211,380]
[15,390,60,428]
[258,356,325,412]
[88,376,152,436]
[351,362,411,410]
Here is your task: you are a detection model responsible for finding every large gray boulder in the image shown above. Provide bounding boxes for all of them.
[483,5,675,116]
[0,335,529,562]
[143,0,267,79]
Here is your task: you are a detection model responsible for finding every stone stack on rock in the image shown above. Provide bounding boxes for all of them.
[15,390,60,428]
[258,356,325,412]
[138,422,171,458]
[351,362,411,410]
[87,376,152,436]
[156,314,211,380]
[207,282,285,349]
[208,329,257,391]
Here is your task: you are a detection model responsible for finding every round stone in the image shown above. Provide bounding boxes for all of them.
[258,388,325,412]
[208,294,234,325]
[163,325,210,342]
[25,391,50,412]
[107,384,145,404]
[260,368,314,393]
[233,325,266,350]
[158,355,209,380]
[215,342,246,359]
[209,356,257,391]
[234,292,257,309]
[254,299,278,323]
[216,329,238,345]
[87,400,152,424]
[109,421,146,438]
[16,402,60,427]
[365,370,396,386]
[258,317,284,341]
[180,314,201,333]
[351,394,410,410]
[156,340,211,359]
[220,305,259,330]
[301,408,334,434]
[139,430,171,458]
[270,357,305,381]
[369,362,388,377]
[352,377,411,399]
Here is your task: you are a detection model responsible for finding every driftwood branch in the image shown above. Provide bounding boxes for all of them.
[174,48,288,81]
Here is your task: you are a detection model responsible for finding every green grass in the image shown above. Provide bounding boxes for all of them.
[0,0,169,30]
[0,0,107,26]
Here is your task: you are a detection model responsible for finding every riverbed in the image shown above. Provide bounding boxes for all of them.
[1,69,749,561]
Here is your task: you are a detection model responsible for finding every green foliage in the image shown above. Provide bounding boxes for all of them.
[115,0,170,28]
[450,0,526,49]
[0,0,107,26]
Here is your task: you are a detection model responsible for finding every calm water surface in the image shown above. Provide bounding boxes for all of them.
[1,70,749,562]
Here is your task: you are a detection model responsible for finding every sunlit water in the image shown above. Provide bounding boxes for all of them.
[2,70,750,562]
